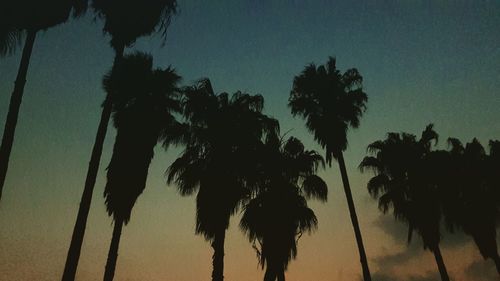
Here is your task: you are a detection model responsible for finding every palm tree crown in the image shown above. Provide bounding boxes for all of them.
[167,79,278,237]
[289,56,371,280]
[166,79,278,281]
[104,52,181,223]
[101,52,181,281]
[92,0,177,51]
[360,125,450,281]
[289,56,367,164]
[360,125,441,248]
[62,2,178,279]
[0,0,87,56]
[439,138,500,273]
[240,136,327,281]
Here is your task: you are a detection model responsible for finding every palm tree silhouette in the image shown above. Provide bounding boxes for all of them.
[167,79,278,281]
[288,56,371,280]
[62,1,178,280]
[360,125,450,281]
[99,52,181,281]
[240,135,327,281]
[0,0,87,201]
[439,138,500,273]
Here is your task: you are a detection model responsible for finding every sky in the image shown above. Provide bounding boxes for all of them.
[0,0,499,280]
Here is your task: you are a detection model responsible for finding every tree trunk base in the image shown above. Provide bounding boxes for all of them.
[103,220,123,281]
[432,246,450,281]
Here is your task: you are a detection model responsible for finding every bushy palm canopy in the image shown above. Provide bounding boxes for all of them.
[0,0,87,56]
[289,57,367,164]
[240,136,327,271]
[92,0,177,51]
[104,52,181,223]
[166,79,278,239]
[359,125,442,249]
[439,138,500,263]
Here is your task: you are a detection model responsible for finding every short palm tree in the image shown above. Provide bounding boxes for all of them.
[360,125,450,281]
[0,0,87,201]
[167,79,278,281]
[439,138,500,273]
[240,136,327,281]
[62,1,178,280]
[96,52,181,281]
[288,57,371,280]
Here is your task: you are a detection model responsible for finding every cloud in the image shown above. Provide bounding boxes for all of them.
[372,214,409,245]
[371,214,427,271]
[371,214,477,279]
[464,259,498,281]
[372,242,422,269]
[371,271,439,281]
[406,273,439,281]
[372,214,471,249]
[370,272,396,281]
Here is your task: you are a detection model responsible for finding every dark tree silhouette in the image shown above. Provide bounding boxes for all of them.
[98,52,181,281]
[62,1,178,280]
[0,0,87,202]
[437,138,500,274]
[360,125,450,281]
[240,136,327,281]
[288,57,371,280]
[167,79,278,281]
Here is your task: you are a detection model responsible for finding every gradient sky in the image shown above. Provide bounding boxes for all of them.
[1,1,499,280]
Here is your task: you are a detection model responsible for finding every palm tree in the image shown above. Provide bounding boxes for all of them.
[62,1,178,280]
[0,0,87,201]
[166,79,278,281]
[240,136,327,281]
[439,138,500,273]
[288,57,371,280]
[98,52,181,281]
[359,125,450,281]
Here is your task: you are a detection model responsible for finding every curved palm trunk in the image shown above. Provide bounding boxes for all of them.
[61,45,124,281]
[432,246,450,281]
[0,29,37,201]
[211,228,226,281]
[103,219,124,281]
[337,152,372,281]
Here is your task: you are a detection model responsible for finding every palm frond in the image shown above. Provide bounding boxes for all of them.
[0,28,24,57]
[302,175,328,202]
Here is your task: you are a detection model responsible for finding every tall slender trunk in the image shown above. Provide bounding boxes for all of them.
[0,29,37,201]
[432,246,450,281]
[263,264,276,281]
[276,265,285,281]
[61,45,124,281]
[337,152,372,281]
[211,228,226,281]
[103,219,124,281]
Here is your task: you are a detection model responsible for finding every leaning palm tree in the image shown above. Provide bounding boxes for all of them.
[0,0,87,201]
[62,1,178,280]
[167,80,278,281]
[439,138,500,273]
[240,136,327,281]
[288,57,371,280]
[99,52,181,281]
[360,125,450,281]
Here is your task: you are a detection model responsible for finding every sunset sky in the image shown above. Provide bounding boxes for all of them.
[1,1,499,280]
